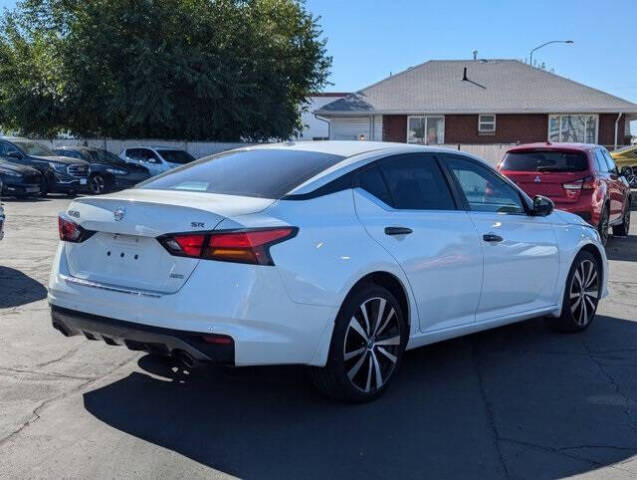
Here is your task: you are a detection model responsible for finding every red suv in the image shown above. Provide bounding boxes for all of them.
[499,143,631,244]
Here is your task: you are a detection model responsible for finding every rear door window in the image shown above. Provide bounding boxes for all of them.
[602,149,618,175]
[157,150,195,165]
[139,149,344,199]
[375,154,455,210]
[501,151,589,172]
[357,164,392,206]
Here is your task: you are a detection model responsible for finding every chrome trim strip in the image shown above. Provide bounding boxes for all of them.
[60,274,163,298]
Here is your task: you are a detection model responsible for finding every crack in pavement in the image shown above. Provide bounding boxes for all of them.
[498,437,635,474]
[0,366,93,381]
[471,340,510,479]
[0,353,139,448]
[583,339,637,437]
[34,345,82,369]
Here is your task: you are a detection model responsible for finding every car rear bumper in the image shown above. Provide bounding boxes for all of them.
[48,245,337,367]
[51,305,235,365]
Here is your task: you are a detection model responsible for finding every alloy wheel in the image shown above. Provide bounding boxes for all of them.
[90,175,106,194]
[343,297,401,393]
[569,259,599,327]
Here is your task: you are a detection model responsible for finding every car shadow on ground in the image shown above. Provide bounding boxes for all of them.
[0,196,50,202]
[0,266,48,308]
[606,231,637,262]
[83,314,637,479]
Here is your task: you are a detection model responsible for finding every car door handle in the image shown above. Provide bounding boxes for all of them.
[385,226,413,236]
[483,233,503,243]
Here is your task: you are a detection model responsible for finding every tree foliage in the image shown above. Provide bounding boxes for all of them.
[0,0,331,140]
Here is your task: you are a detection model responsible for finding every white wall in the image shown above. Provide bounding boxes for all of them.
[43,139,248,159]
[298,95,347,141]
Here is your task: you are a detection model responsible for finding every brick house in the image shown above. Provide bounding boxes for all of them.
[314,60,637,151]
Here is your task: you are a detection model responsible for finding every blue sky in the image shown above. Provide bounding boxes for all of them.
[1,0,636,131]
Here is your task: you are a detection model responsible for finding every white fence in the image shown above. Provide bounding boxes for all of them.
[441,144,514,166]
[41,138,514,165]
[40,139,249,159]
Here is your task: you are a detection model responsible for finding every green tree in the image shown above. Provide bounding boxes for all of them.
[0,0,331,140]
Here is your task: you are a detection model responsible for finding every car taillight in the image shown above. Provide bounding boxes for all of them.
[58,214,94,243]
[563,176,595,191]
[158,227,297,266]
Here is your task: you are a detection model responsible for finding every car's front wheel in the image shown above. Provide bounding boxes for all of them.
[548,250,600,332]
[309,284,407,402]
[89,174,109,195]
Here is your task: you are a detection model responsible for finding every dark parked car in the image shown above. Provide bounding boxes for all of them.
[53,146,151,194]
[0,138,89,196]
[0,159,42,198]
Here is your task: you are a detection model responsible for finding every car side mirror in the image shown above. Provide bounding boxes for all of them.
[531,195,554,217]
[620,166,632,177]
[6,151,22,160]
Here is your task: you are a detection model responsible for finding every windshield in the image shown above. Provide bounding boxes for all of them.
[157,150,195,165]
[138,149,345,199]
[501,151,589,172]
[13,141,56,157]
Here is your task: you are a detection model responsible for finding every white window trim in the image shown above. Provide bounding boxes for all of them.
[406,115,445,145]
[478,114,496,133]
[548,114,599,143]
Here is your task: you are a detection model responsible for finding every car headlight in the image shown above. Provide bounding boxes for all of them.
[49,162,67,172]
[106,168,127,175]
[0,168,22,178]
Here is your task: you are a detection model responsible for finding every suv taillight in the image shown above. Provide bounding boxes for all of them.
[158,227,297,266]
[58,214,94,243]
[563,176,595,191]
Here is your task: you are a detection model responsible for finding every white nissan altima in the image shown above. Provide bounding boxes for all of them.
[49,141,608,402]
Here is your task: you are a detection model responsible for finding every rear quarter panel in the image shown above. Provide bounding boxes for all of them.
[217,189,419,335]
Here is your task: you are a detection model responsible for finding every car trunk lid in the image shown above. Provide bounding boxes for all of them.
[504,170,589,203]
[62,189,274,293]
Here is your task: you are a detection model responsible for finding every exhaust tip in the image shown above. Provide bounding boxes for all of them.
[173,350,196,370]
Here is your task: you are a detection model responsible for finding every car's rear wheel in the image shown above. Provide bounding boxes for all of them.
[548,250,600,333]
[612,202,631,236]
[597,205,609,245]
[309,284,407,402]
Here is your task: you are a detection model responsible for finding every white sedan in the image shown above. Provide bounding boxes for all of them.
[49,141,608,402]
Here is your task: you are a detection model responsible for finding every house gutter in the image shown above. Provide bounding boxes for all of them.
[614,112,623,151]
[314,114,331,139]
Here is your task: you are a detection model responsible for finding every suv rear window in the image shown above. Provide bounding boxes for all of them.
[138,149,345,199]
[501,151,589,172]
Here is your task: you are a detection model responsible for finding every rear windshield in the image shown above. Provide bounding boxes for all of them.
[157,150,195,165]
[501,151,589,172]
[138,149,345,199]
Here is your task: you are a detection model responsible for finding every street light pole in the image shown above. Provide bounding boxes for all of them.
[529,40,574,67]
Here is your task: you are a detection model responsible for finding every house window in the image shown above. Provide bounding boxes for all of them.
[407,116,445,145]
[478,114,496,134]
[549,114,598,143]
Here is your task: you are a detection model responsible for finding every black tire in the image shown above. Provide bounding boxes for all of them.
[612,201,631,236]
[547,250,601,333]
[309,283,407,402]
[89,174,109,195]
[597,205,610,246]
[39,181,48,197]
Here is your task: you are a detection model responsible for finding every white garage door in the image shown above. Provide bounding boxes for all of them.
[330,117,371,140]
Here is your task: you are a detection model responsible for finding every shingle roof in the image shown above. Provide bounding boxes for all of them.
[316,60,637,115]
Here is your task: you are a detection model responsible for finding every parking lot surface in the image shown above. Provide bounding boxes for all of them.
[1,196,637,479]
